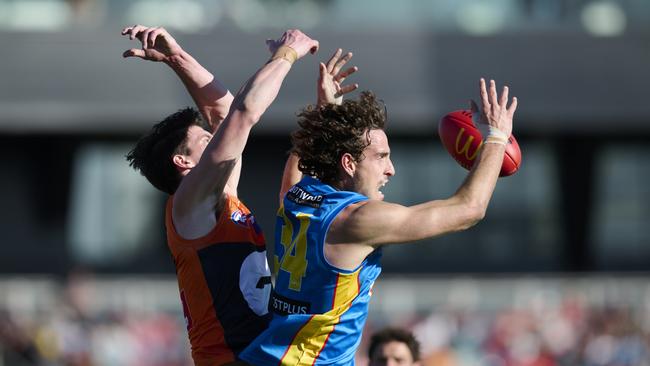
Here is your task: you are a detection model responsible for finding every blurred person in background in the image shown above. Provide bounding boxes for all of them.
[0,310,42,365]
[123,26,318,366]
[240,79,517,366]
[368,328,421,366]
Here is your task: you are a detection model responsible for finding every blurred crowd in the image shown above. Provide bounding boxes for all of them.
[1,278,649,366]
[409,299,650,366]
[0,305,189,366]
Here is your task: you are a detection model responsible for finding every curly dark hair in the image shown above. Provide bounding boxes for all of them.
[126,107,210,195]
[368,328,420,362]
[291,91,386,185]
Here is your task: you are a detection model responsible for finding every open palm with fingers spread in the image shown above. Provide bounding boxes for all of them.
[317,49,359,106]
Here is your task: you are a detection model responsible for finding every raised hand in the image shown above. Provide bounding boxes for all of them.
[266,29,319,60]
[470,78,517,138]
[121,25,183,62]
[317,49,359,106]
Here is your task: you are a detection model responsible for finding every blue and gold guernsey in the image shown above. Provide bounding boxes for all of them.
[240,176,382,366]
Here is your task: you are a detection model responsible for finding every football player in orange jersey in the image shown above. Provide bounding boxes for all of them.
[122,26,359,366]
[123,26,318,366]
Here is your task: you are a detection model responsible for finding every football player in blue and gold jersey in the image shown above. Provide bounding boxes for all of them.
[240,79,517,365]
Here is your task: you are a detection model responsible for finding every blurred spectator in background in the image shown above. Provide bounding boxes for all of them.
[0,309,42,365]
[1,276,650,365]
[368,328,421,366]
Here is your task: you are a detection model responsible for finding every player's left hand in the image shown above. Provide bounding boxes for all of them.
[317,49,359,106]
[121,25,183,62]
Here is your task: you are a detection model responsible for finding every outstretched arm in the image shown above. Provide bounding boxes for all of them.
[173,29,319,238]
[121,25,233,130]
[278,49,359,206]
[327,79,517,269]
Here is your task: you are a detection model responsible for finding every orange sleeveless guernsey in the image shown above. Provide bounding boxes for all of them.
[165,194,272,366]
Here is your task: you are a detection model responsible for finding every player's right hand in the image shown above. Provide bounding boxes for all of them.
[121,25,183,62]
[266,29,319,60]
[472,78,517,138]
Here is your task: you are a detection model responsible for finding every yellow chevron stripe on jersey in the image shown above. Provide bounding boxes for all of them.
[280,270,361,365]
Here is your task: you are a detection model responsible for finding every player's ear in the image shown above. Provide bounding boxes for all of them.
[172,154,195,170]
[341,153,356,177]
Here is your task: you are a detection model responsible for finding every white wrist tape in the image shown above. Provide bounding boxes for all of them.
[480,124,508,146]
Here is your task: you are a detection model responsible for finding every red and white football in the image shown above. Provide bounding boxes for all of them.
[438,110,521,177]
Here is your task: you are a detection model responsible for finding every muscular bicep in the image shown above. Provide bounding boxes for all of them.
[333,198,483,247]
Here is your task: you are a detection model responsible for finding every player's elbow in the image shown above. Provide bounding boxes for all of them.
[230,98,264,128]
[458,203,487,230]
[241,95,269,124]
[468,204,487,225]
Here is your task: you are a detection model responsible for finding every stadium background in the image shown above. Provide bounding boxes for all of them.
[1,0,649,364]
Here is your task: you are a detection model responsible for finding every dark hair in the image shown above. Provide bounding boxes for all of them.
[291,91,386,185]
[368,328,420,362]
[126,107,209,195]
